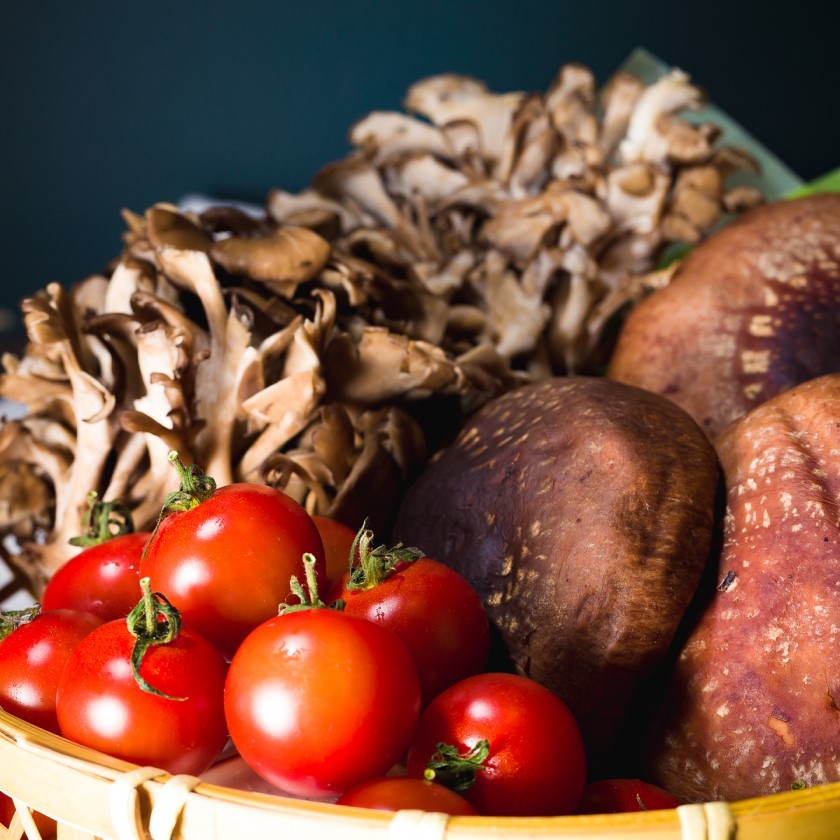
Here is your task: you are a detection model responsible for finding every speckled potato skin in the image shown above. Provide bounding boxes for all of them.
[393,377,718,760]
[607,194,840,439]
[648,374,840,802]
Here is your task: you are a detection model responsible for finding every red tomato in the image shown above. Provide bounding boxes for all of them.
[41,532,147,620]
[140,481,325,659]
[336,776,479,815]
[311,515,358,591]
[224,607,422,798]
[328,531,489,704]
[577,779,682,813]
[406,672,587,817]
[56,616,229,775]
[0,608,103,734]
[0,793,56,838]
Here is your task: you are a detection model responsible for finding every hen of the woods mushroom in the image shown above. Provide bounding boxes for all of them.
[0,64,761,590]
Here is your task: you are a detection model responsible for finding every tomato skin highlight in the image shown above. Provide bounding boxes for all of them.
[55,619,229,775]
[336,776,479,815]
[0,609,103,734]
[577,778,683,813]
[41,532,147,620]
[406,672,587,817]
[224,609,422,799]
[139,483,326,659]
[332,557,489,704]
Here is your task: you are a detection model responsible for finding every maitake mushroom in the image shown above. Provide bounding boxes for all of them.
[1,63,760,589]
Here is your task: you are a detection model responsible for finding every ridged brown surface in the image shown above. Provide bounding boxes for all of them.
[393,377,718,761]
[608,195,840,439]
[648,374,840,802]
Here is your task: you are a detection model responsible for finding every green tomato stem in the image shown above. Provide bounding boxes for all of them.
[142,451,216,559]
[126,577,186,701]
[346,519,424,591]
[0,604,41,641]
[280,553,339,614]
[423,739,490,793]
[69,491,135,547]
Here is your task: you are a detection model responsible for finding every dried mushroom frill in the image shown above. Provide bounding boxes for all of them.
[0,64,760,587]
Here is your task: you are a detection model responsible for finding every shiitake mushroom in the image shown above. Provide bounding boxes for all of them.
[607,194,840,439]
[393,377,719,768]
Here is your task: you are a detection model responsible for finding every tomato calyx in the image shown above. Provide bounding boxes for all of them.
[69,491,136,548]
[143,451,216,557]
[0,604,41,641]
[126,577,186,701]
[423,739,490,793]
[280,553,344,614]
[346,520,424,591]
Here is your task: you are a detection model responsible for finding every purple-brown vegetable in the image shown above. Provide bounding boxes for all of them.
[393,377,718,763]
[648,374,840,801]
[608,194,840,439]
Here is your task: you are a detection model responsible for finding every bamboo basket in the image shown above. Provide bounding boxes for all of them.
[1,708,840,840]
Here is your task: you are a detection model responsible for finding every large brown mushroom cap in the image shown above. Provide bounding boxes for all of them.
[648,374,840,801]
[608,194,840,438]
[393,377,719,767]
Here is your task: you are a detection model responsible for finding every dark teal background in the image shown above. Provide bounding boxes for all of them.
[2,0,838,341]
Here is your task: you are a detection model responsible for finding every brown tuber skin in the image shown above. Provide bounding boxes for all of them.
[607,194,840,439]
[393,377,719,764]
[647,374,840,802]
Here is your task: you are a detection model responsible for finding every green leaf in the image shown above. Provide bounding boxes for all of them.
[786,168,840,199]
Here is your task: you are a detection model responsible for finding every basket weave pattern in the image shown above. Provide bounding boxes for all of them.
[2,710,840,840]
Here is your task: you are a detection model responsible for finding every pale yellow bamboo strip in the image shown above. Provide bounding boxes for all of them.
[147,775,200,840]
[56,825,99,840]
[2,709,840,839]
[0,727,126,838]
[109,766,167,840]
[387,810,450,839]
[703,802,735,840]
[677,804,708,840]
[11,799,43,840]
[2,813,24,840]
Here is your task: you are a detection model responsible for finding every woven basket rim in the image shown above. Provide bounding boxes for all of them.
[2,708,840,840]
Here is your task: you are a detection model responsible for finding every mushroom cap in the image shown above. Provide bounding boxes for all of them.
[211,226,332,292]
[608,194,840,438]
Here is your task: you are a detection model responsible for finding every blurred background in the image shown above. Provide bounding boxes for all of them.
[2,0,838,348]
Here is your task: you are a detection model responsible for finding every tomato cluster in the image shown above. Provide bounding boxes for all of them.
[0,453,683,819]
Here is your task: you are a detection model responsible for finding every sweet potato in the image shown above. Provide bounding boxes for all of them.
[393,377,718,763]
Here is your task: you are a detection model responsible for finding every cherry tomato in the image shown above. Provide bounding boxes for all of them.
[311,515,358,591]
[406,672,587,817]
[0,608,103,734]
[224,587,422,798]
[56,599,229,775]
[0,793,56,839]
[140,461,325,659]
[328,530,489,703]
[41,532,147,620]
[577,779,682,813]
[336,777,479,815]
